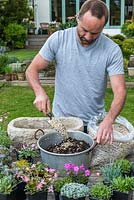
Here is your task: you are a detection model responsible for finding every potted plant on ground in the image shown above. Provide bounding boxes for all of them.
[16,143,38,163]
[111,176,134,200]
[17,161,58,200]
[89,182,112,200]
[100,161,122,185]
[113,159,131,176]
[0,165,18,200]
[4,65,12,81]
[60,182,89,200]
[53,176,73,200]
[63,163,91,184]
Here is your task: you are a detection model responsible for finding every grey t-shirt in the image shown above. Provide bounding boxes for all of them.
[39,27,124,123]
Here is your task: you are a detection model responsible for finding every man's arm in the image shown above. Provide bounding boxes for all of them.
[96,74,126,144]
[25,53,51,114]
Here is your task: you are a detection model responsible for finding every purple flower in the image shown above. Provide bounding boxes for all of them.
[48,185,54,192]
[79,164,85,171]
[73,166,79,174]
[85,170,90,177]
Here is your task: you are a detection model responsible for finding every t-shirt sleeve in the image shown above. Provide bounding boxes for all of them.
[39,31,59,62]
[107,45,124,76]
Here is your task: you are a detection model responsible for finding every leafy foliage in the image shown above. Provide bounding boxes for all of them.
[0,54,9,74]
[112,176,134,193]
[18,143,38,160]
[121,22,134,38]
[0,0,31,42]
[113,159,131,173]
[101,161,122,183]
[0,128,12,147]
[4,23,27,49]
[89,183,112,199]
[53,177,73,192]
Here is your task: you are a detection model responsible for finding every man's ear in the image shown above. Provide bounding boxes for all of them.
[76,13,79,23]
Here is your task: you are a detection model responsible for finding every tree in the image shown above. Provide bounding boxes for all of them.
[0,0,32,43]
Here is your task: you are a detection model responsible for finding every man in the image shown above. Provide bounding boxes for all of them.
[26,0,126,144]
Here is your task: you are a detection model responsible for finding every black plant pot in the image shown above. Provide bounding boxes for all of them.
[112,190,133,200]
[89,196,112,200]
[54,191,60,200]
[0,190,16,200]
[26,191,47,200]
[61,196,85,200]
[15,182,26,200]
[102,180,111,186]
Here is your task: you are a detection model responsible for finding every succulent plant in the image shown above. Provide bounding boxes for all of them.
[100,161,122,183]
[60,182,89,199]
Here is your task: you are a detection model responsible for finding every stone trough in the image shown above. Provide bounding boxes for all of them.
[7,117,84,145]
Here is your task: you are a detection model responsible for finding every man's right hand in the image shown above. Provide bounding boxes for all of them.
[33,93,51,115]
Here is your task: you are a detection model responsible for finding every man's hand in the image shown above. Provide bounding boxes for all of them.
[33,94,51,115]
[95,117,113,144]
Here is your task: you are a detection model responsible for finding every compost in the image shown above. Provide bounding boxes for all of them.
[46,137,90,154]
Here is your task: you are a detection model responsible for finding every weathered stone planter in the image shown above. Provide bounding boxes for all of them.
[7,117,84,145]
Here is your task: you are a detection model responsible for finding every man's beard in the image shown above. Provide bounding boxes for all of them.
[79,35,96,46]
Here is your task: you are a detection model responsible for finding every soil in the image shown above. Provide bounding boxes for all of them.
[46,137,90,154]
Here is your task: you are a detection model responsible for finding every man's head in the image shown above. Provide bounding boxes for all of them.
[77,0,109,47]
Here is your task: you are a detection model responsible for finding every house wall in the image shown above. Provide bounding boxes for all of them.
[103,29,121,36]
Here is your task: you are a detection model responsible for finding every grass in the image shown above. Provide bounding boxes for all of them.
[0,84,134,129]
[7,49,38,62]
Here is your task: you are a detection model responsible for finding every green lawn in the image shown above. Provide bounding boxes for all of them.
[7,49,38,61]
[0,84,134,129]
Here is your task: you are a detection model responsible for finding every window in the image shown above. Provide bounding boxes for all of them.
[51,0,62,22]
[125,0,133,22]
[66,0,76,21]
[110,0,121,25]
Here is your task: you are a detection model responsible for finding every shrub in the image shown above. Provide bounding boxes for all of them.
[121,22,134,38]
[0,54,9,74]
[4,23,27,49]
[111,34,125,41]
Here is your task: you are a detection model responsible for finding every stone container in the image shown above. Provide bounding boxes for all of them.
[7,117,84,145]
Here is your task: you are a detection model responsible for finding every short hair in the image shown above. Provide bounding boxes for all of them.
[79,0,109,25]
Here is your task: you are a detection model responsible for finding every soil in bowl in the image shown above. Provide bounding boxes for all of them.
[46,137,90,154]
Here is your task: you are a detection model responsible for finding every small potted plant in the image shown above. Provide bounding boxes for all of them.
[60,182,89,200]
[17,161,58,200]
[4,65,12,81]
[113,159,131,176]
[0,165,18,200]
[100,161,122,185]
[89,182,112,200]
[111,176,134,200]
[53,177,73,200]
[16,143,38,163]
[63,163,91,184]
